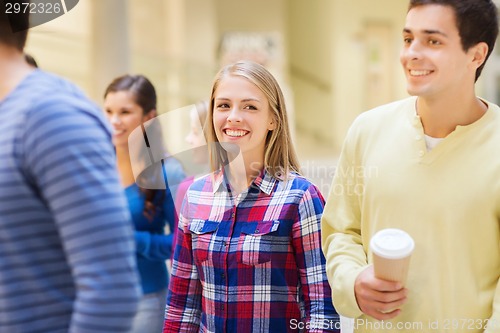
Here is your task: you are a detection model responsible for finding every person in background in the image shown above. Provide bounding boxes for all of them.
[172,100,210,251]
[321,0,500,332]
[103,74,185,333]
[0,5,140,333]
[185,100,210,166]
[165,60,340,332]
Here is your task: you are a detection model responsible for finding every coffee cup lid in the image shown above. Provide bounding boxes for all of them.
[370,228,415,259]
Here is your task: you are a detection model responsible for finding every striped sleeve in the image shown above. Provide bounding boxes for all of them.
[22,97,141,332]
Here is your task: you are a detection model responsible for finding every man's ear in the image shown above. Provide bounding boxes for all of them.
[470,42,488,70]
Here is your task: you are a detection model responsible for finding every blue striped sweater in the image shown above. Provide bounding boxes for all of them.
[0,70,141,333]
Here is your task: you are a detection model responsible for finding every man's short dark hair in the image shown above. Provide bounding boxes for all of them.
[0,1,30,51]
[409,0,499,81]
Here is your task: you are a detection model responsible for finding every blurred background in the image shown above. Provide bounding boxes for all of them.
[24,0,500,196]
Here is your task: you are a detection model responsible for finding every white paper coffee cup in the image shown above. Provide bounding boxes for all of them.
[370,228,415,284]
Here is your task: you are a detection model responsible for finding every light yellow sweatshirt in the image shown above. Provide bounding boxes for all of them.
[322,97,500,333]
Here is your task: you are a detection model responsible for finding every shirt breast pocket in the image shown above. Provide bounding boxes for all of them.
[188,219,219,265]
[237,220,280,266]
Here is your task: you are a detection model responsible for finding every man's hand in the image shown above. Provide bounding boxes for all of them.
[354,265,408,320]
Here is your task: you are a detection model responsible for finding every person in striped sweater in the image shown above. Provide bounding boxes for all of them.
[0,5,140,333]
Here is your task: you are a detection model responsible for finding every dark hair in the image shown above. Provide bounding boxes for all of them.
[104,74,157,115]
[24,53,38,67]
[104,74,163,220]
[409,0,499,81]
[0,1,29,51]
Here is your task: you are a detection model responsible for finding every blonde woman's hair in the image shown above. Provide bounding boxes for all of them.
[206,60,301,179]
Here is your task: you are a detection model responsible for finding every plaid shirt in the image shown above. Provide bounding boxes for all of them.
[164,169,339,332]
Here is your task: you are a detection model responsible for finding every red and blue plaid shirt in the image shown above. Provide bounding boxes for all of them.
[164,169,339,332]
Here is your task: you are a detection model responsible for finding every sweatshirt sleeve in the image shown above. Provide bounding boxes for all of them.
[24,97,141,332]
[320,121,368,319]
[485,278,500,332]
[135,231,173,261]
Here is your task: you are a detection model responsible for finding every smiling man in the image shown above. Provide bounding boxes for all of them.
[321,0,500,332]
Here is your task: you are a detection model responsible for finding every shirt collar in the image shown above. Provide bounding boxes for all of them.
[211,167,278,195]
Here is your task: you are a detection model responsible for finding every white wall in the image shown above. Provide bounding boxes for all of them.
[330,0,408,151]
[25,0,91,94]
[25,0,419,153]
[286,0,409,151]
[288,0,335,149]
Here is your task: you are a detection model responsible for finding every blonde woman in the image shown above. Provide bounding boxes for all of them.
[165,61,339,332]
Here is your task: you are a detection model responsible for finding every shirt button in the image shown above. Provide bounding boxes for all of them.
[255,229,259,234]
[415,135,422,140]
[419,150,425,157]
[231,212,235,218]
[221,273,225,278]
